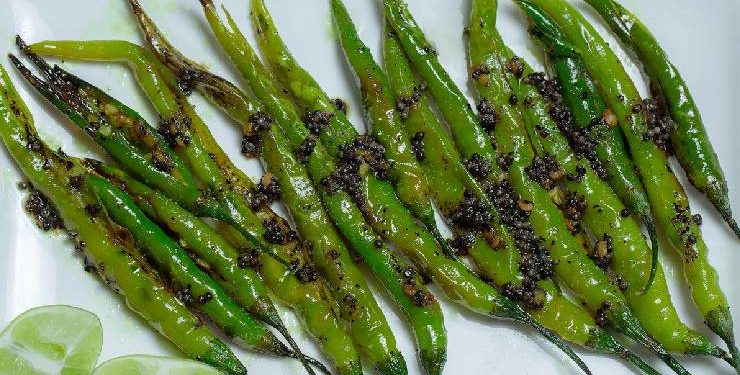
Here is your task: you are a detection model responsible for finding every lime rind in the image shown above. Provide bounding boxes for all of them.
[92,355,222,375]
[0,305,103,375]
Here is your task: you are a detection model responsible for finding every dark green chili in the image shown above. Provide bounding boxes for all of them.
[585,0,738,237]
[0,64,246,374]
[515,0,739,368]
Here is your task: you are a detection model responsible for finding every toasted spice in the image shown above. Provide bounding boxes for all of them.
[294,265,319,283]
[158,112,192,147]
[595,301,611,327]
[463,153,492,180]
[477,98,499,131]
[447,233,477,256]
[241,111,273,157]
[641,96,675,153]
[526,154,563,190]
[304,110,333,135]
[560,192,587,234]
[396,84,425,119]
[322,135,389,206]
[449,191,492,231]
[24,187,64,231]
[248,172,281,209]
[176,285,194,305]
[410,131,425,161]
[332,98,348,114]
[486,180,554,284]
[589,234,614,269]
[237,249,261,270]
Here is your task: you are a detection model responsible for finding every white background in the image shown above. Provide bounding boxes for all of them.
[0,0,737,374]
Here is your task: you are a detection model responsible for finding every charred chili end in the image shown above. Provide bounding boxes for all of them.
[463,153,492,180]
[448,190,492,231]
[476,98,499,131]
[24,187,64,231]
[410,131,425,161]
[525,154,563,190]
[304,110,333,135]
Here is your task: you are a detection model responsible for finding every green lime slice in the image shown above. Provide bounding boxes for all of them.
[92,355,222,375]
[0,305,103,375]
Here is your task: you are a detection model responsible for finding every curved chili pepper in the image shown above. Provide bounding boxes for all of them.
[514,0,739,369]
[585,0,738,238]
[384,19,660,375]
[0,65,246,374]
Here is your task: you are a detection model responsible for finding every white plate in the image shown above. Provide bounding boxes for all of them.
[1,0,738,374]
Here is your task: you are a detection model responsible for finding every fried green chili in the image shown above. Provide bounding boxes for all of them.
[382,0,688,372]
[25,40,356,375]
[384,19,659,375]
[515,0,739,368]
[0,64,246,374]
[518,4,729,360]
[197,1,591,372]
[584,0,738,237]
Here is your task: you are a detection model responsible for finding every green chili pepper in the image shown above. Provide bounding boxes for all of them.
[0,64,246,374]
[514,0,739,368]
[383,20,659,375]
[519,10,661,291]
[584,0,738,238]
[382,0,688,372]
[135,32,446,372]
[86,174,294,357]
[517,4,730,361]
[23,40,354,375]
[127,2,423,373]
[196,1,590,372]
[326,0,456,259]
[94,163,329,374]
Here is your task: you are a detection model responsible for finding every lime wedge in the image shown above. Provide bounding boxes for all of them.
[92,355,222,375]
[0,305,103,375]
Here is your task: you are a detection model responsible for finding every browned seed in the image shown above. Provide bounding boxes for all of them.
[602,109,618,128]
[518,200,534,212]
[595,239,609,258]
[261,172,274,187]
[548,168,565,181]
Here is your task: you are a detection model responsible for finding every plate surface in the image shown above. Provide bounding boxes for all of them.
[0,0,738,374]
